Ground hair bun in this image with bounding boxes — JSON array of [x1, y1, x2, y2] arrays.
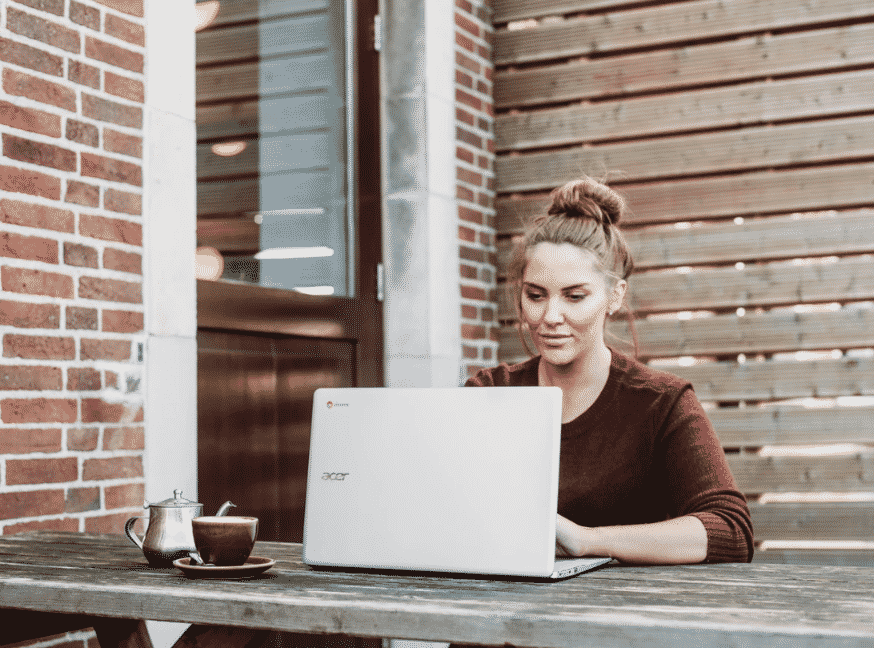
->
[[547, 177, 625, 226]]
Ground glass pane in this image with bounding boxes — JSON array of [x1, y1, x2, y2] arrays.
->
[[196, 0, 353, 296]]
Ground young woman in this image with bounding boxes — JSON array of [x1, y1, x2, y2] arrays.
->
[[468, 177, 753, 564]]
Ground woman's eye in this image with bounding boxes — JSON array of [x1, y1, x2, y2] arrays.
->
[[524, 291, 544, 301], [567, 293, 587, 302]]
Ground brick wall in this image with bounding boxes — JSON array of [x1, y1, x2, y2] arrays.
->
[[455, 0, 497, 379], [0, 0, 146, 548]]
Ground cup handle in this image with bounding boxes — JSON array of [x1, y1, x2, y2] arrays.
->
[[124, 516, 146, 549]]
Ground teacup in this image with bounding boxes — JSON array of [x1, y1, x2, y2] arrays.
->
[[192, 516, 259, 566]]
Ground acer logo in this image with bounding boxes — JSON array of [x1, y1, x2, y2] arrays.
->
[[322, 472, 349, 481], [327, 401, 349, 408]]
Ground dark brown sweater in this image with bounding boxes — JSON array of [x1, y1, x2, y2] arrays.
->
[[466, 351, 754, 563]]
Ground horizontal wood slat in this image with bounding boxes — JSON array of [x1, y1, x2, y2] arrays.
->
[[197, 217, 259, 252], [495, 115, 874, 192], [727, 454, 874, 494], [495, 163, 874, 226], [197, 135, 331, 180], [495, 23, 874, 108], [197, 95, 331, 141], [197, 55, 332, 103], [709, 407, 874, 447], [197, 101, 258, 140], [495, 71, 874, 152], [198, 179, 258, 216], [753, 549, 874, 567], [749, 501, 874, 541], [207, 0, 329, 28], [197, 14, 330, 66], [198, 62, 258, 103], [497, 307, 874, 361], [494, 0, 637, 24], [669, 356, 874, 402], [496, 254, 874, 316], [494, 0, 874, 65], [197, 139, 257, 179]]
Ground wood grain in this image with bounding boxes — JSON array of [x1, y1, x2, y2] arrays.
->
[[495, 115, 874, 191], [206, 0, 329, 28], [1, 532, 873, 648], [196, 14, 330, 66], [495, 163, 874, 225], [750, 501, 874, 541], [727, 453, 874, 493], [495, 23, 874, 107], [494, 0, 639, 23], [494, 0, 874, 65], [198, 179, 258, 217], [495, 71, 874, 151], [197, 217, 259, 252], [708, 406, 874, 447]]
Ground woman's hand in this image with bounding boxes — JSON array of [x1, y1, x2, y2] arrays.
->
[[555, 513, 708, 564]]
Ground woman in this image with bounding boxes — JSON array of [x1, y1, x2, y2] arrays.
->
[[468, 177, 753, 564]]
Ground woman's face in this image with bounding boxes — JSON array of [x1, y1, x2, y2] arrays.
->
[[520, 242, 624, 368]]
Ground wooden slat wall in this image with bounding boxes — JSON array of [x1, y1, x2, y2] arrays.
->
[[492, 0, 874, 565]]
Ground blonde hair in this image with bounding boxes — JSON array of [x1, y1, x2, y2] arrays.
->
[[508, 176, 637, 355]]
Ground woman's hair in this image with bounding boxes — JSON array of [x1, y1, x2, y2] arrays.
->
[[507, 176, 637, 355]]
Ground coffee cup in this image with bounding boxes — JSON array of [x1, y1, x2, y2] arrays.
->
[[192, 516, 258, 566]]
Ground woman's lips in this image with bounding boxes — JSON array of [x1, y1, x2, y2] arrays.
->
[[538, 333, 572, 345]]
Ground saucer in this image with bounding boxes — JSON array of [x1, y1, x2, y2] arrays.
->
[[173, 556, 275, 579]]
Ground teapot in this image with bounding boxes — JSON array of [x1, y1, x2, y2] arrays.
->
[[124, 490, 236, 566]]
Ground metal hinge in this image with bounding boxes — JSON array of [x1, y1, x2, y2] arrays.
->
[[372, 14, 383, 52], [376, 263, 384, 302]]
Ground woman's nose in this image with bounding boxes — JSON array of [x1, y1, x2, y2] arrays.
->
[[543, 297, 564, 323]]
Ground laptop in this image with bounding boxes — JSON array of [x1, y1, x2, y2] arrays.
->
[[302, 387, 612, 580]]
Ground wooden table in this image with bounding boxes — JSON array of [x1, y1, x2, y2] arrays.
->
[[1, 532, 873, 648]]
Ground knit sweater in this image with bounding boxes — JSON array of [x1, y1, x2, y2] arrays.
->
[[466, 351, 754, 563]]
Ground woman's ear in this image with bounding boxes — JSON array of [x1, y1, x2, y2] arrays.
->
[[609, 280, 628, 314]]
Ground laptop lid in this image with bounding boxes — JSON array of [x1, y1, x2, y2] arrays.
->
[[302, 386, 569, 577]]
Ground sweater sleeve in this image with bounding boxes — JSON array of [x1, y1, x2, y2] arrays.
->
[[659, 387, 755, 563]]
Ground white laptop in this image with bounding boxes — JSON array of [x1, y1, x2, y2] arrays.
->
[[302, 387, 612, 580]]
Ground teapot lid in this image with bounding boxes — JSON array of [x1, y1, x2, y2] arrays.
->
[[149, 489, 201, 508]]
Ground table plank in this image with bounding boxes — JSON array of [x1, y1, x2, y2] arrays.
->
[[1, 533, 873, 647]]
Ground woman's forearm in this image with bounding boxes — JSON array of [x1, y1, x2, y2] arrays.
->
[[556, 514, 708, 565]]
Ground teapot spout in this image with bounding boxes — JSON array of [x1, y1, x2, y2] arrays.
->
[[215, 501, 236, 516]]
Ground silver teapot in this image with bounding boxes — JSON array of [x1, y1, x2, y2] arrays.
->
[[124, 490, 235, 566]]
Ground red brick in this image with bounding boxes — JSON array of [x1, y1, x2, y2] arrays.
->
[[461, 304, 478, 318], [104, 425, 144, 451], [104, 187, 141, 215], [103, 129, 142, 158], [7, 6, 81, 53], [81, 152, 142, 186], [0, 364, 63, 390], [65, 180, 100, 207], [455, 12, 481, 37], [4, 334, 75, 360], [455, 31, 475, 53], [81, 398, 143, 424], [0, 300, 60, 329], [2, 267, 73, 298], [102, 309, 143, 333], [105, 13, 145, 46], [456, 69, 473, 89], [104, 71, 144, 103], [1, 199, 72, 234], [6, 517, 79, 535], [481, 306, 495, 321], [0, 36, 63, 76], [460, 263, 478, 280], [462, 324, 486, 339], [80, 338, 130, 361], [13, 0, 65, 16], [70, 1, 101, 31], [105, 481, 144, 509], [459, 225, 476, 243], [0, 99, 61, 137], [82, 93, 142, 128], [85, 511, 137, 534], [66, 486, 100, 513], [461, 284, 487, 300], [457, 125, 482, 148], [459, 206, 483, 225], [3, 133, 76, 172], [477, 155, 490, 170], [79, 213, 142, 245], [68, 60, 101, 89], [68, 367, 101, 390], [456, 0, 473, 10], [478, 44, 490, 60], [456, 51, 480, 74], [457, 167, 483, 186], [477, 191, 492, 208], [66, 305, 98, 330], [460, 246, 485, 263], [456, 146, 475, 164], [103, 247, 141, 274], [82, 455, 143, 480], [7, 457, 78, 485], [0, 489, 65, 520], [64, 242, 99, 268], [456, 107, 475, 126], [1, 397, 77, 423], [78, 276, 142, 303], [477, 79, 490, 95], [68, 427, 99, 451], [3, 68, 76, 111], [105, 370, 118, 388], [0, 164, 61, 199], [94, 0, 143, 17], [66, 119, 99, 147], [463, 344, 478, 359], [85, 36, 143, 73]]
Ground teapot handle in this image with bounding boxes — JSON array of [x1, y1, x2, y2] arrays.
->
[[124, 516, 146, 549]]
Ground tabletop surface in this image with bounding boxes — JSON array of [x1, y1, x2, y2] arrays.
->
[[1, 532, 873, 647]]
